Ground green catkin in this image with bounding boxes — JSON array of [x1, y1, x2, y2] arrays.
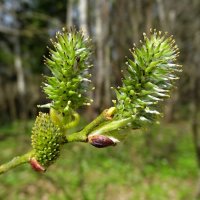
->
[[113, 30, 182, 128], [43, 28, 93, 118], [31, 112, 64, 168]]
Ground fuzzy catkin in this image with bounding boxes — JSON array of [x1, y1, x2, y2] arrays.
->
[[114, 30, 181, 128], [31, 112, 64, 168]]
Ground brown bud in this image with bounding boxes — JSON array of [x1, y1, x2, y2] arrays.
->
[[29, 158, 46, 172], [88, 135, 117, 148]]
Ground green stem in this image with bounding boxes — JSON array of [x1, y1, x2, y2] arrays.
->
[[65, 110, 80, 130], [0, 151, 33, 175], [66, 107, 116, 142], [0, 107, 116, 175], [90, 117, 132, 136]]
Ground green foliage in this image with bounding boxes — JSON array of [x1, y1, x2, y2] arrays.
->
[[31, 112, 64, 168], [43, 28, 93, 119], [113, 30, 182, 128]]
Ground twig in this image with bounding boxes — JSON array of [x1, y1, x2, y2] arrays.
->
[[0, 151, 33, 175], [0, 107, 116, 175], [65, 107, 116, 142]]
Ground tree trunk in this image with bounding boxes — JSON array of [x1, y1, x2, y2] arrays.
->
[[66, 0, 73, 27], [5, 83, 17, 121], [145, 0, 153, 35], [79, 0, 88, 36], [94, 1, 104, 112], [130, 0, 141, 43], [93, 0, 111, 112], [156, 0, 167, 30], [13, 35, 26, 120], [164, 91, 179, 122], [102, 0, 111, 108], [104, 45, 111, 107]]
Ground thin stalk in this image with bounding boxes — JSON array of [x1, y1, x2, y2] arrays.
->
[[66, 107, 116, 142], [65, 110, 80, 130], [89, 117, 132, 136], [0, 151, 33, 175]]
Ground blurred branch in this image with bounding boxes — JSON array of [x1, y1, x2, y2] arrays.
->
[[65, 107, 116, 142], [0, 151, 33, 174]]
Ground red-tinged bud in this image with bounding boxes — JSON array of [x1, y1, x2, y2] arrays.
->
[[88, 134, 118, 148], [29, 158, 46, 172]]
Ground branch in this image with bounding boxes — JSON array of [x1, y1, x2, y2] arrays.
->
[[88, 117, 133, 136], [0, 107, 116, 175], [64, 110, 80, 130], [0, 151, 33, 175], [65, 107, 116, 142]]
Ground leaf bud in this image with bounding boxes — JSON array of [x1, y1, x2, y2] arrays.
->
[[88, 134, 119, 148]]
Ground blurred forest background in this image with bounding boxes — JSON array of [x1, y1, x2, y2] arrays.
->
[[0, 0, 199, 199]]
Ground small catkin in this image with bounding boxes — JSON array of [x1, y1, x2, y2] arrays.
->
[[31, 112, 64, 168]]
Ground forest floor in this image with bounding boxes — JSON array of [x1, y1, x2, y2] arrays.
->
[[0, 120, 198, 200]]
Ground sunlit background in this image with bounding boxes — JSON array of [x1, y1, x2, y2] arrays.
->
[[0, 0, 199, 199]]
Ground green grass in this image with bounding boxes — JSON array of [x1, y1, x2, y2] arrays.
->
[[0, 120, 198, 200]]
